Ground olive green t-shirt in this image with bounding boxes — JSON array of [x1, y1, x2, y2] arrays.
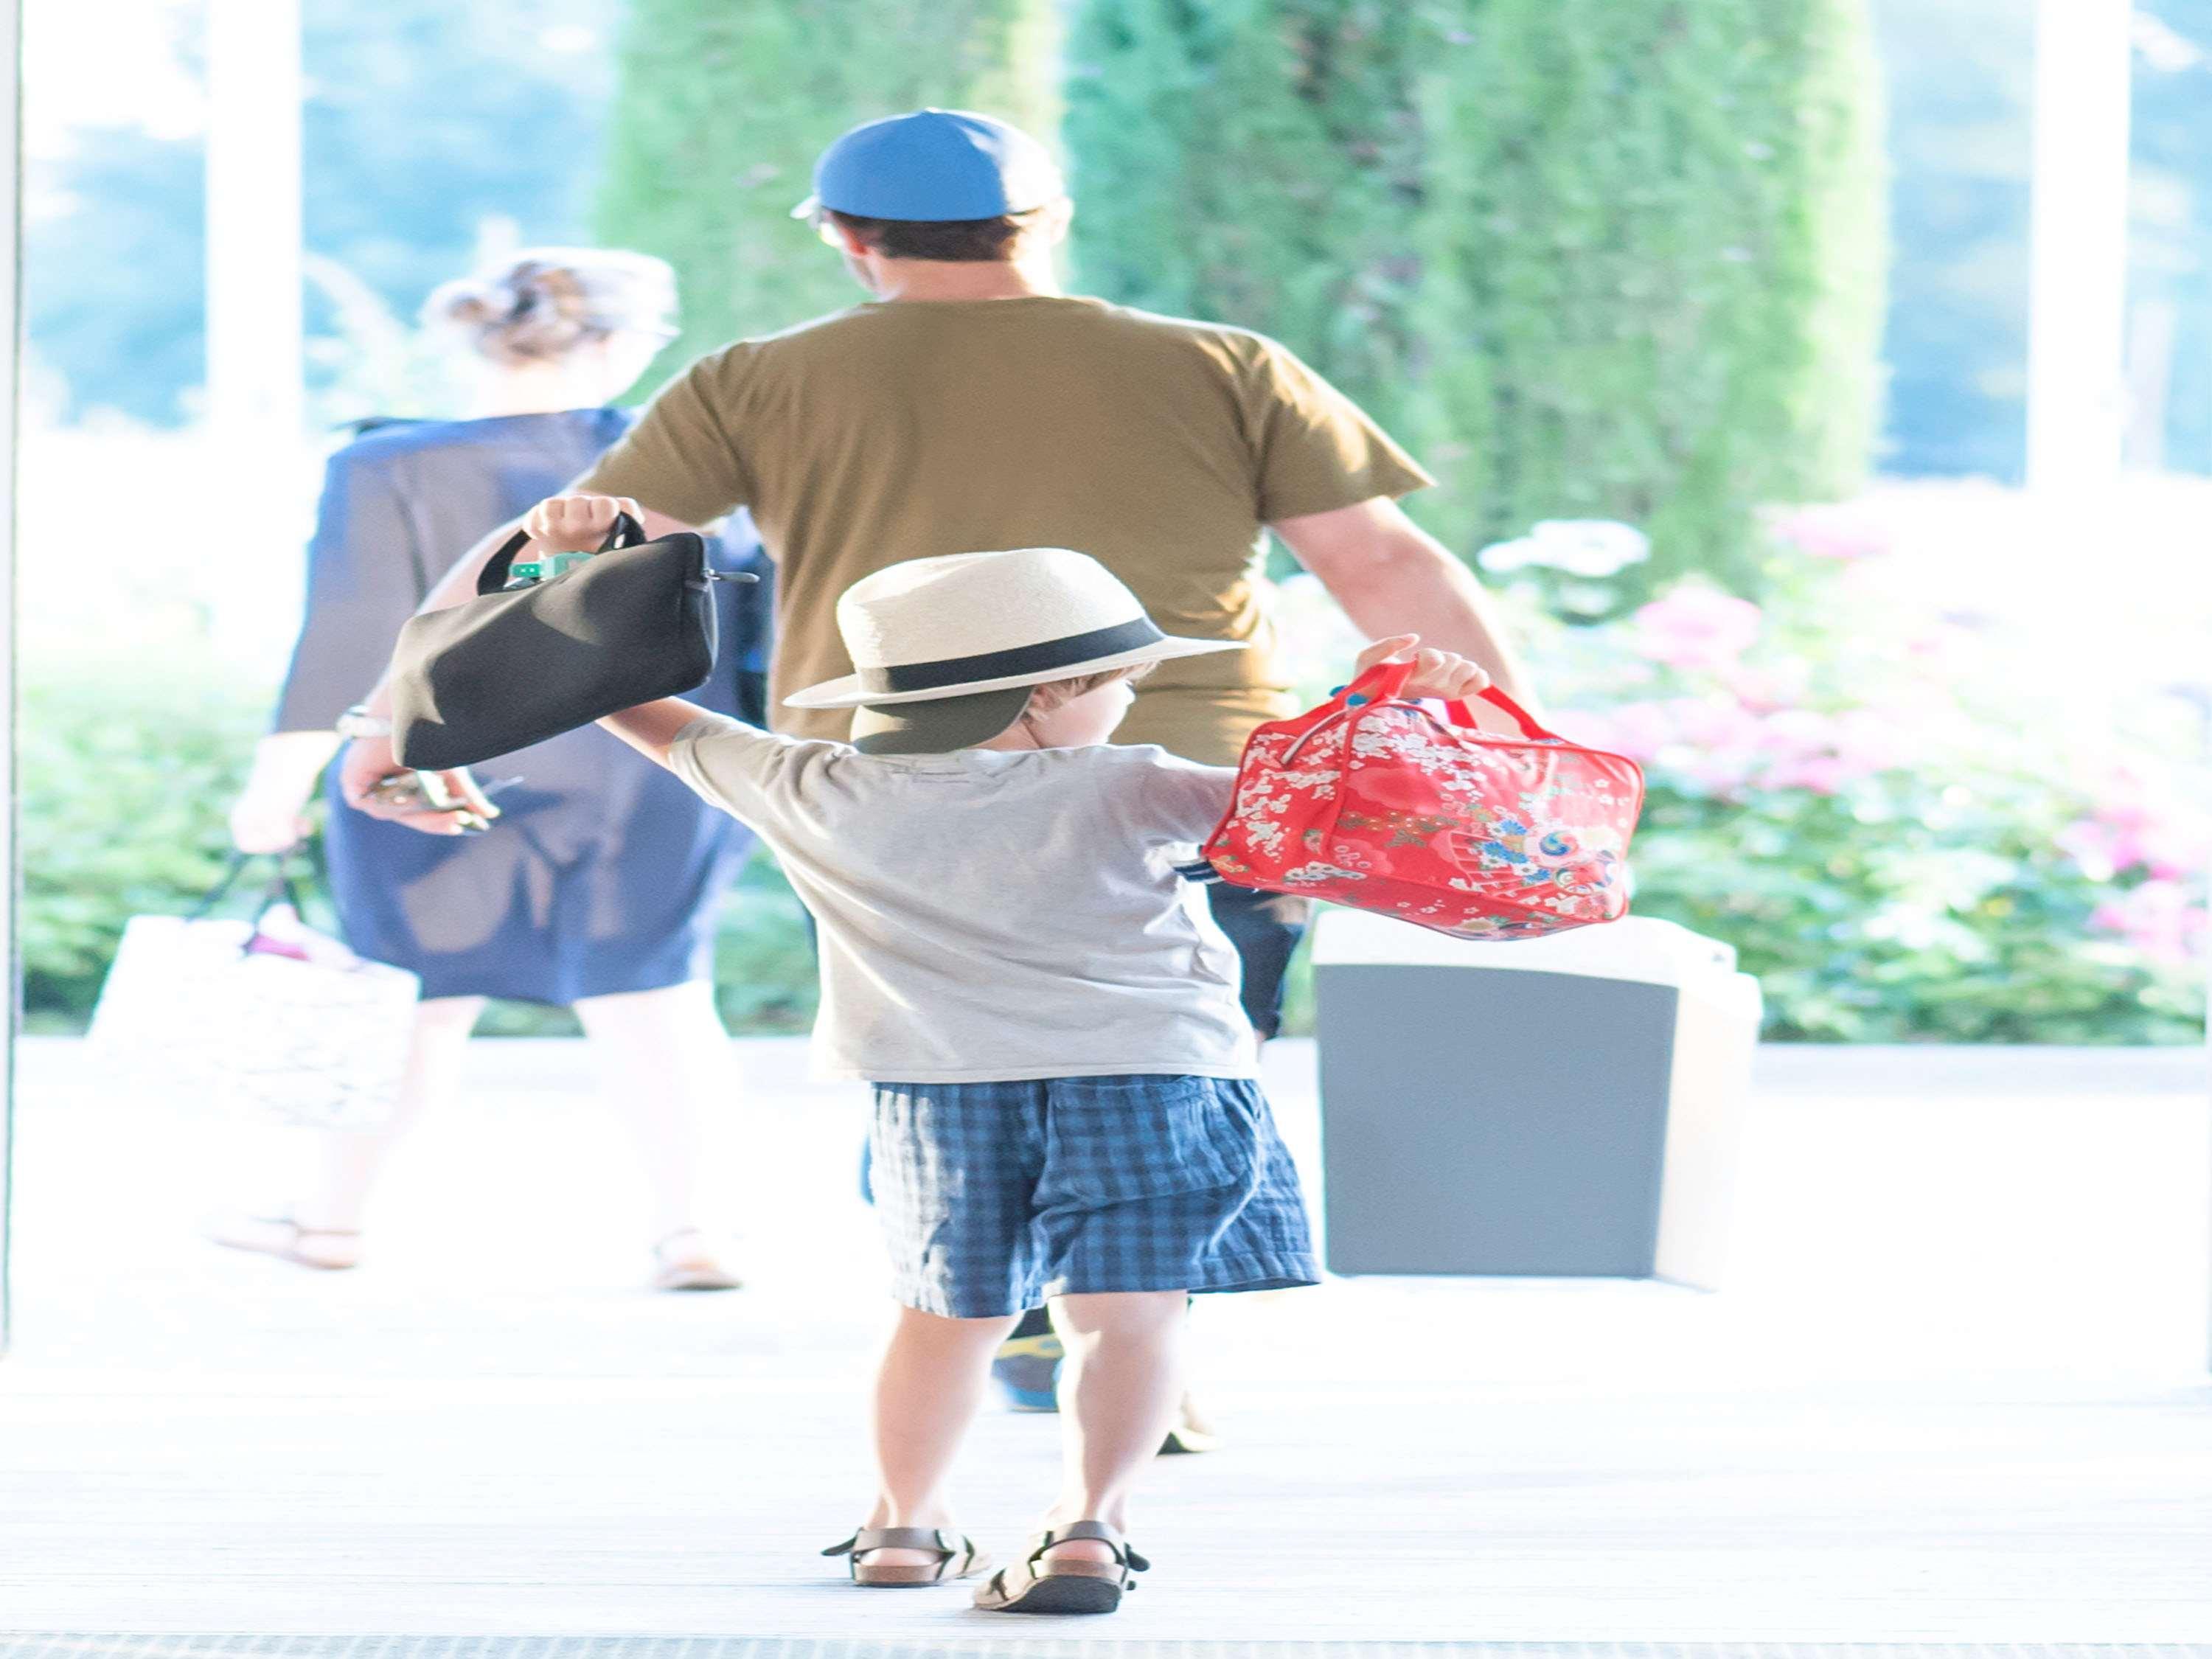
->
[[574, 295, 1432, 765]]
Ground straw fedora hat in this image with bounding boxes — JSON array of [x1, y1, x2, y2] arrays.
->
[[785, 548, 1243, 755]]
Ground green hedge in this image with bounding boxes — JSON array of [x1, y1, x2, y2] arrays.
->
[[1065, 0, 1886, 596], [19, 655, 267, 1028], [593, 0, 1062, 369], [1632, 788, 2203, 1044], [1064, 0, 1429, 448], [1412, 0, 1887, 592]]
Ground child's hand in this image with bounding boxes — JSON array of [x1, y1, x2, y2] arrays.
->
[[1351, 633, 1494, 702], [521, 492, 643, 553]]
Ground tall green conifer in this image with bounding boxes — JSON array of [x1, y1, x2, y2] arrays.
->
[[1412, 0, 1886, 590], [1065, 1, 1427, 443], [1064, 0, 1885, 593]]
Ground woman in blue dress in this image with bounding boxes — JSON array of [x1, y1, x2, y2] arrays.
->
[[220, 250, 769, 1290]]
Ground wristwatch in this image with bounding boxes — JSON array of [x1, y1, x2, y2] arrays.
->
[[336, 703, 394, 740]]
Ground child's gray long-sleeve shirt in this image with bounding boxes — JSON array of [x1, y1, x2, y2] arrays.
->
[[670, 715, 1258, 1084]]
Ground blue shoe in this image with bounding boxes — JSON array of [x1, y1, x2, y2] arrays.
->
[[991, 1331, 1064, 1412]]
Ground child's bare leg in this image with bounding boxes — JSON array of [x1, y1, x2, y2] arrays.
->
[[1041, 1290, 1189, 1562], [859, 1304, 1020, 1566]]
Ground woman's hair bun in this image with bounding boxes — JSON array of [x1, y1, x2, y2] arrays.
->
[[422, 248, 678, 366], [428, 279, 511, 331]]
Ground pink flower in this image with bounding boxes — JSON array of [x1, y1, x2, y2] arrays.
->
[[2090, 880, 2208, 967], [1555, 700, 1674, 765], [1772, 501, 1894, 563], [2097, 800, 2157, 834], [1669, 695, 1767, 752], [1630, 588, 1763, 673], [1826, 708, 1908, 778], [2082, 773, 2212, 881], [1653, 698, 1766, 796], [1762, 755, 1852, 796], [2141, 826, 2211, 883], [1754, 707, 1837, 755], [1721, 661, 1810, 711], [1564, 689, 1917, 801], [1741, 709, 1863, 794], [2058, 820, 2123, 882]]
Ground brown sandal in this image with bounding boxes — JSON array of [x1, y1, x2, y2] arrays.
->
[[972, 1520, 1149, 1615], [821, 1526, 990, 1587]]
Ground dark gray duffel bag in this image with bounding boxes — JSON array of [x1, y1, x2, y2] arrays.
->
[[390, 512, 758, 771]]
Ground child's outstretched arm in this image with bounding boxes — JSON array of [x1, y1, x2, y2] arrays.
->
[[599, 700, 716, 769], [525, 489, 763, 771]]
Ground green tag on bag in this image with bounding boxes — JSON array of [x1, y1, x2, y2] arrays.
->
[[507, 550, 594, 585]]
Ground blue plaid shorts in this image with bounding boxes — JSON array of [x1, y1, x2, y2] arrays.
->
[[866, 1074, 1321, 1319]]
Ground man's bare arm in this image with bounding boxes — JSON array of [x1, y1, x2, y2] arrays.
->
[[1270, 496, 1539, 714]]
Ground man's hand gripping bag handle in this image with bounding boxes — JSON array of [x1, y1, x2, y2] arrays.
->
[[477, 512, 648, 595], [1281, 658, 1557, 763]]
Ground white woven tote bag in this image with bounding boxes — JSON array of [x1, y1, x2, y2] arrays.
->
[[88, 860, 420, 1131]]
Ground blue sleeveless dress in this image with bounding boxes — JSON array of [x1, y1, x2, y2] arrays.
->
[[274, 408, 770, 1004]]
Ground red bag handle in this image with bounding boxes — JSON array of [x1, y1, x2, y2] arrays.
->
[[1450, 687, 1552, 740], [1342, 658, 1557, 742]]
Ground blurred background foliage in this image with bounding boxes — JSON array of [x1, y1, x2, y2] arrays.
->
[[18, 652, 268, 1029], [17, 634, 824, 1039], [28, 0, 2211, 477], [18, 0, 2211, 1040], [1063, 0, 1429, 480], [21, 507, 2202, 1043], [1530, 535, 2208, 1045], [27, 1, 620, 428]]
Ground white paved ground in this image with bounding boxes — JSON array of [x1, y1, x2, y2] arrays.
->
[[1, 1038, 2208, 1644]]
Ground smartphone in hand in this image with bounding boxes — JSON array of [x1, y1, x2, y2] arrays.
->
[[364, 770, 495, 834]]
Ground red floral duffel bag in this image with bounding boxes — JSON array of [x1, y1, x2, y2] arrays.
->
[[1202, 658, 1646, 940]]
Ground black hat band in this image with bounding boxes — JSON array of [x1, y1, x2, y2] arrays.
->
[[862, 616, 1166, 696]]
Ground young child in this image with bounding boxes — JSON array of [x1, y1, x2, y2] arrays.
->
[[525, 491, 1492, 1615]]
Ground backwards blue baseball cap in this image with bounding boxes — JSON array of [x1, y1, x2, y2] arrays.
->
[[791, 108, 1065, 223]]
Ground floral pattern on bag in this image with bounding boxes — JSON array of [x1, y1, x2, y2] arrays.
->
[[1203, 679, 1645, 941]]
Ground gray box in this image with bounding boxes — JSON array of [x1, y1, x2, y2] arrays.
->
[[1314, 912, 1761, 1289]]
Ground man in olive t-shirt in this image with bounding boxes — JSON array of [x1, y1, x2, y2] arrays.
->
[[570, 293, 1439, 767], [347, 108, 1531, 1041]]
